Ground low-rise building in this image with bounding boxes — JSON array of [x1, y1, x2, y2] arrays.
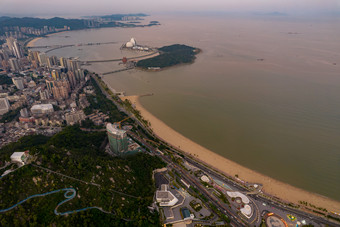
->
[[156, 184, 178, 207], [65, 110, 86, 125], [10, 150, 29, 166], [226, 191, 253, 218], [12, 77, 25, 89], [19, 116, 35, 123], [31, 104, 54, 115], [88, 112, 110, 125], [79, 93, 90, 108]]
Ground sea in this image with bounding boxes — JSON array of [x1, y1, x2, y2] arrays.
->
[[32, 13, 340, 201]]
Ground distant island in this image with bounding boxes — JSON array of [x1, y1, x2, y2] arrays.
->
[[136, 44, 200, 70]]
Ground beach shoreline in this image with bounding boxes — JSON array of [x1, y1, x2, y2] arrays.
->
[[26, 30, 69, 47], [26, 37, 43, 47], [122, 95, 340, 214]]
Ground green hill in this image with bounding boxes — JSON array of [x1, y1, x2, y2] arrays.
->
[[0, 126, 165, 226], [136, 44, 200, 69], [0, 17, 86, 30]]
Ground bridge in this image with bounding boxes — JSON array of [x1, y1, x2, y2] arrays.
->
[[101, 67, 135, 76], [27, 41, 118, 49], [82, 51, 159, 63]]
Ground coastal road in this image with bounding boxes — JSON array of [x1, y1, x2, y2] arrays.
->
[[133, 126, 338, 226], [129, 131, 245, 226]]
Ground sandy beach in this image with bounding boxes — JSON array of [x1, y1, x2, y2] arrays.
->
[[26, 37, 43, 47], [26, 31, 69, 47], [122, 95, 340, 213]]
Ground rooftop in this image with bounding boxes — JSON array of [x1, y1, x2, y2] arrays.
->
[[240, 204, 252, 218], [106, 123, 126, 137], [226, 191, 250, 204], [156, 184, 178, 207], [31, 104, 53, 110]]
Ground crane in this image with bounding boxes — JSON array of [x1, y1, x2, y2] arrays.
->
[[115, 116, 131, 129]]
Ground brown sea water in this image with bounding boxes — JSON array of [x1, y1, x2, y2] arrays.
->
[[34, 14, 340, 201]]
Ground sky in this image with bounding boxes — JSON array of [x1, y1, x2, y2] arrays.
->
[[0, 0, 339, 17]]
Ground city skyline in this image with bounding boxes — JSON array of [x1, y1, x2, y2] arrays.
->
[[0, 0, 339, 17]]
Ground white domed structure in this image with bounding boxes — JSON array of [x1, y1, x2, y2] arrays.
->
[[130, 38, 136, 46], [126, 42, 134, 48]]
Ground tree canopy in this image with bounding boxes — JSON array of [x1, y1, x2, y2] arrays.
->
[[137, 44, 199, 69]]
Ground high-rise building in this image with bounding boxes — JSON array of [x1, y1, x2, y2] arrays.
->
[[38, 52, 48, 66], [67, 59, 80, 72], [58, 82, 69, 99], [76, 69, 85, 81], [51, 69, 60, 80], [46, 79, 54, 93], [39, 89, 50, 100], [0, 98, 10, 115], [6, 37, 15, 55], [13, 41, 24, 59], [106, 123, 128, 155], [31, 60, 39, 69], [47, 56, 58, 68], [0, 49, 9, 61], [51, 86, 61, 99], [59, 57, 67, 68], [9, 58, 20, 72], [12, 77, 25, 90], [28, 50, 40, 62], [46, 79, 70, 99], [6, 38, 24, 59], [67, 71, 77, 88]]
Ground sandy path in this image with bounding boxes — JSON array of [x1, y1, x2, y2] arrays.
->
[[122, 95, 340, 213]]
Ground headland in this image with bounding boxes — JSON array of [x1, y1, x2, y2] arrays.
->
[[136, 44, 200, 70]]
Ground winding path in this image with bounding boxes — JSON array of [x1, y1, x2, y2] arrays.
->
[[0, 187, 112, 216]]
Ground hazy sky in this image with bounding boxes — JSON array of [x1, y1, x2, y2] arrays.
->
[[0, 0, 339, 17]]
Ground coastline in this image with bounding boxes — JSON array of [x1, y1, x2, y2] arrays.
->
[[27, 28, 340, 215], [26, 37, 43, 47], [26, 31, 69, 47], [122, 95, 340, 213]]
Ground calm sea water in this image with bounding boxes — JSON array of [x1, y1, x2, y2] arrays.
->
[[34, 14, 340, 201]]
